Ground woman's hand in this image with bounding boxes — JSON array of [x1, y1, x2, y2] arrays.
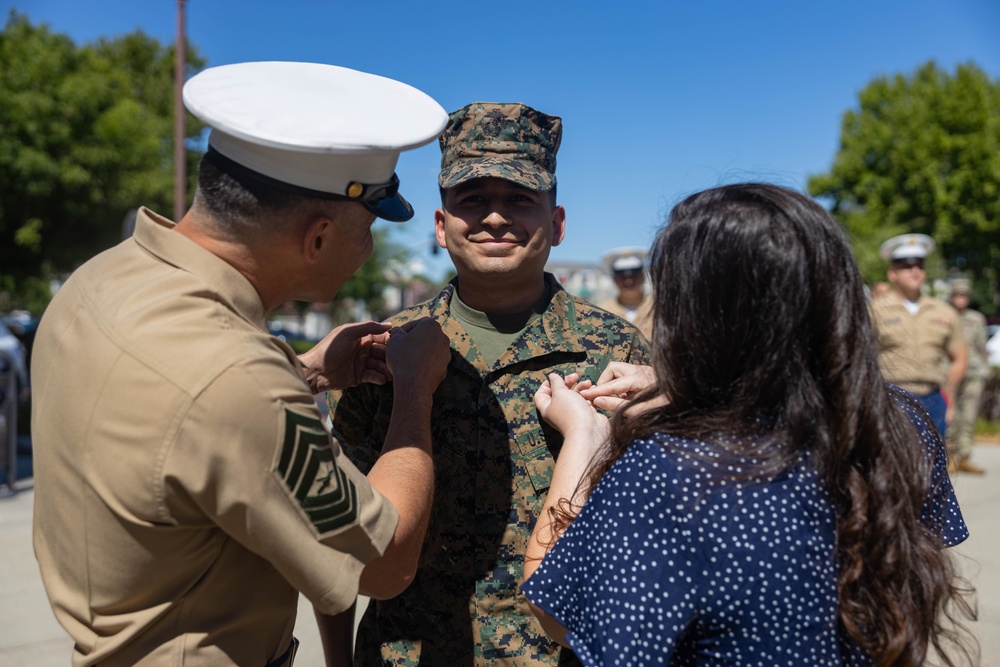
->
[[579, 362, 656, 412], [534, 373, 609, 446]]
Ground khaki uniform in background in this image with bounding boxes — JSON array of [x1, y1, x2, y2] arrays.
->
[[330, 275, 649, 666], [598, 247, 653, 341], [31, 209, 397, 666], [870, 291, 964, 395], [595, 295, 653, 341], [949, 307, 990, 463]]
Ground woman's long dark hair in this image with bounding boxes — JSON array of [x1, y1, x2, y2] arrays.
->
[[580, 183, 975, 666]]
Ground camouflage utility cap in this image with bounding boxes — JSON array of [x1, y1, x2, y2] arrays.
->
[[950, 277, 972, 296], [438, 102, 561, 191]]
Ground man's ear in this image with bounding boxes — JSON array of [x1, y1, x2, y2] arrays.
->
[[550, 205, 567, 247], [434, 209, 448, 250], [302, 215, 332, 264]]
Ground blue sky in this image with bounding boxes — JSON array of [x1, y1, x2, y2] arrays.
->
[[5, 0, 1000, 279]]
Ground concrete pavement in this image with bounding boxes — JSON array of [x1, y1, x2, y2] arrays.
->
[[3, 444, 999, 665]]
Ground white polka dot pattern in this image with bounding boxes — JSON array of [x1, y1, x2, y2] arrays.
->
[[520, 397, 967, 666]]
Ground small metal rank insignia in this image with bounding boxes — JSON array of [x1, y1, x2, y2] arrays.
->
[[277, 408, 359, 535]]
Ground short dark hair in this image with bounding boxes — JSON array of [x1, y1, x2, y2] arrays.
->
[[194, 153, 338, 240]]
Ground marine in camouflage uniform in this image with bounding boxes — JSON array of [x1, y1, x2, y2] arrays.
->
[[947, 279, 989, 473], [331, 276, 647, 665], [327, 102, 650, 666]]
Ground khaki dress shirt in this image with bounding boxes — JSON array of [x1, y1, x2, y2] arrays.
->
[[871, 291, 965, 394], [31, 208, 396, 666], [595, 295, 653, 341]]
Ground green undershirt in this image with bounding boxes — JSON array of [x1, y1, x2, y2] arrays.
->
[[449, 285, 552, 368]]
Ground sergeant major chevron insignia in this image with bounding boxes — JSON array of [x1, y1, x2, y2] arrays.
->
[[276, 408, 359, 535]]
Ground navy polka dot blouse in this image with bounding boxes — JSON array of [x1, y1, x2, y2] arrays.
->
[[520, 399, 967, 666]]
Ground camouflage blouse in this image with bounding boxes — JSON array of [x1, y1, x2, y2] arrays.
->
[[329, 273, 650, 666]]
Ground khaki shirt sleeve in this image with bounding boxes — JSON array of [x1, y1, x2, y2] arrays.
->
[[944, 304, 966, 357], [164, 355, 398, 613]]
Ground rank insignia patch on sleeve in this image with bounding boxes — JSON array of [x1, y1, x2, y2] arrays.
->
[[277, 408, 359, 535]]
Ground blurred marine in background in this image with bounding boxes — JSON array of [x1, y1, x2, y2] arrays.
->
[[597, 247, 652, 341], [870, 233, 967, 444], [947, 278, 988, 474]]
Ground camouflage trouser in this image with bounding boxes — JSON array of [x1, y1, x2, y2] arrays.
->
[[948, 375, 987, 462]]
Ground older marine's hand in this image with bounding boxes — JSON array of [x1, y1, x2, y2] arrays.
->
[[298, 320, 393, 394], [385, 318, 451, 392]]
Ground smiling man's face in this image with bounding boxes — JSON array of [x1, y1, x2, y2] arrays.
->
[[435, 177, 565, 281], [887, 258, 926, 300]]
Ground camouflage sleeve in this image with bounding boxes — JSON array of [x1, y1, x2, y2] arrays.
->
[[327, 384, 386, 475], [974, 314, 989, 355], [945, 306, 966, 355], [326, 305, 430, 477]]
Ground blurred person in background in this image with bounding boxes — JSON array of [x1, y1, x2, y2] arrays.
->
[[870, 233, 967, 440], [947, 278, 988, 474], [870, 280, 891, 299], [597, 247, 652, 340]]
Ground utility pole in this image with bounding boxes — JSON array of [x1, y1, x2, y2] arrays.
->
[[173, 0, 187, 221]]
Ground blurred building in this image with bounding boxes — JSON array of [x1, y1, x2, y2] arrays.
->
[[268, 302, 333, 342], [546, 261, 616, 304]]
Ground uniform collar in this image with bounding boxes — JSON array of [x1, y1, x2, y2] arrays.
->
[[884, 288, 928, 309], [132, 207, 268, 330], [429, 272, 588, 374]]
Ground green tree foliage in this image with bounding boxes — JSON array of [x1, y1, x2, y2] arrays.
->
[[0, 11, 205, 312], [808, 61, 1000, 309], [332, 227, 406, 320]]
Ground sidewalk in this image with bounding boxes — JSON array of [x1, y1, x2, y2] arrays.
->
[[3, 445, 999, 665]]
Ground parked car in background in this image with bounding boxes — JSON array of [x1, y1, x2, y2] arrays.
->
[[267, 321, 320, 354]]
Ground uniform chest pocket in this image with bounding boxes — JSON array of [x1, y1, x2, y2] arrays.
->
[[877, 317, 908, 350], [514, 428, 556, 494], [926, 317, 954, 346]]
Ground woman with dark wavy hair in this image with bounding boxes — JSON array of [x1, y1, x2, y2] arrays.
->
[[520, 183, 976, 666]]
